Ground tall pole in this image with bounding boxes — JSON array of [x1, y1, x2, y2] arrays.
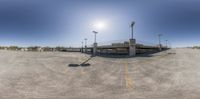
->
[[95, 33, 96, 43], [131, 21, 135, 39], [81, 41, 83, 52], [84, 38, 87, 47], [92, 31, 98, 56], [165, 40, 168, 47], [129, 21, 136, 56], [84, 38, 87, 53], [93, 31, 98, 43]]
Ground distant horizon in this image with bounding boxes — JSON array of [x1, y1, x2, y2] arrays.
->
[[0, 43, 199, 48]]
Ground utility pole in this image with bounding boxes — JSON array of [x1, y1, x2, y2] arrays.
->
[[81, 41, 83, 52], [130, 21, 135, 39], [92, 31, 98, 56], [84, 38, 87, 47], [84, 38, 87, 53], [93, 31, 98, 43]]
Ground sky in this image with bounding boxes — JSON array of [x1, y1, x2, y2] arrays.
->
[[0, 0, 200, 47]]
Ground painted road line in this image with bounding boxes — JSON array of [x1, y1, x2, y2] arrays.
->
[[124, 61, 134, 89]]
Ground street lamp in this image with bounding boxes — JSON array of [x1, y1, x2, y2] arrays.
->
[[165, 40, 168, 47], [84, 38, 87, 47], [92, 31, 98, 43], [92, 31, 98, 56], [84, 38, 87, 53], [130, 21, 135, 39], [81, 41, 83, 52], [81, 42, 83, 48]]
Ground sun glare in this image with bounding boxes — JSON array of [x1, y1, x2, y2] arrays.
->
[[94, 21, 107, 30]]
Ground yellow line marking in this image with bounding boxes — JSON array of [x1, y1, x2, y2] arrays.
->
[[124, 61, 134, 89]]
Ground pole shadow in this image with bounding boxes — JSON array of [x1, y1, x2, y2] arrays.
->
[[68, 56, 93, 67], [68, 64, 80, 67]]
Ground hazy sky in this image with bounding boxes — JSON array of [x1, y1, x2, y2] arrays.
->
[[0, 0, 200, 47]]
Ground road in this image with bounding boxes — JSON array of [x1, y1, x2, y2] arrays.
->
[[0, 48, 200, 99]]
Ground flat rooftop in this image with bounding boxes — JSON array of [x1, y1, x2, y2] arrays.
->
[[0, 48, 199, 99]]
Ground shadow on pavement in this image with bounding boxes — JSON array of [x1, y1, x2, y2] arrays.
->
[[68, 56, 93, 67], [68, 64, 80, 67], [80, 63, 90, 67]]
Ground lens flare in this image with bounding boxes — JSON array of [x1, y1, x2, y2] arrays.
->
[[94, 21, 107, 30]]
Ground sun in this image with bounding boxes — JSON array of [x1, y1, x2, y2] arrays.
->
[[94, 21, 107, 30]]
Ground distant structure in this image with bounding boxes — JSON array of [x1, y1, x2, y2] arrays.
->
[[93, 31, 98, 56], [84, 38, 87, 53], [79, 21, 168, 56], [158, 34, 162, 51], [21, 48, 28, 51], [91, 21, 137, 56], [81, 42, 83, 53]]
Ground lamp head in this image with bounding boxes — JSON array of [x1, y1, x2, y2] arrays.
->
[[93, 31, 98, 34]]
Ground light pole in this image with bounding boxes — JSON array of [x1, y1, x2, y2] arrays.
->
[[84, 38, 87, 47], [93, 31, 98, 43], [81, 41, 83, 52], [129, 21, 136, 56], [84, 38, 87, 53], [130, 21, 135, 39], [92, 31, 98, 56], [165, 40, 168, 48]]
